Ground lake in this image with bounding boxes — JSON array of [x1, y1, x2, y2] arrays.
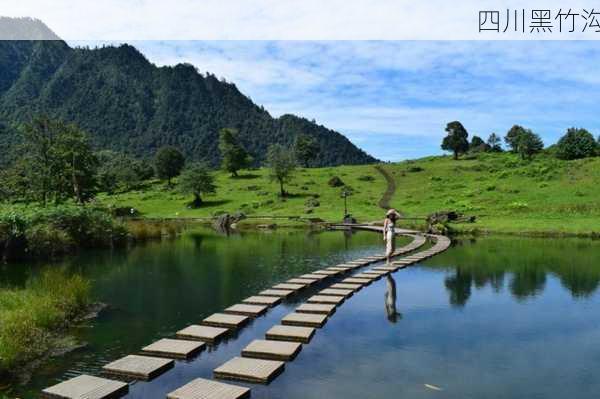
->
[[2, 228, 600, 398]]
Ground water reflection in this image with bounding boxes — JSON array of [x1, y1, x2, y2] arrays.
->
[[428, 237, 600, 307], [384, 275, 402, 322]]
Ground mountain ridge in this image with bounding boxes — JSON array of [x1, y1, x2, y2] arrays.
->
[[0, 31, 377, 167]]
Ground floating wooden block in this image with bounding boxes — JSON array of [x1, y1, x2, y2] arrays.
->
[[296, 303, 336, 315], [141, 338, 205, 359], [281, 312, 327, 328], [176, 325, 228, 343], [374, 265, 399, 271], [326, 266, 352, 272], [342, 277, 371, 285], [319, 288, 353, 297], [354, 273, 381, 280], [287, 278, 318, 285], [202, 313, 249, 329], [265, 325, 315, 343], [167, 377, 250, 399], [243, 296, 281, 307], [312, 270, 339, 276], [272, 283, 305, 291], [299, 273, 329, 280], [224, 304, 268, 317], [214, 357, 284, 384], [259, 289, 294, 297], [41, 375, 128, 399], [103, 354, 174, 380], [307, 295, 345, 305], [242, 339, 302, 361], [330, 283, 362, 291], [362, 270, 388, 276]]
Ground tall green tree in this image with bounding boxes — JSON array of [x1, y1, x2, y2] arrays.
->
[[178, 163, 216, 208], [487, 133, 503, 152], [154, 146, 185, 186], [293, 134, 320, 167], [266, 144, 296, 197], [469, 135, 488, 152], [555, 128, 598, 160], [218, 128, 252, 177], [515, 130, 544, 160], [504, 125, 527, 152], [16, 116, 98, 204], [441, 121, 469, 159]]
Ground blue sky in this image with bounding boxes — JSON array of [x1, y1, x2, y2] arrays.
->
[[79, 40, 600, 161]]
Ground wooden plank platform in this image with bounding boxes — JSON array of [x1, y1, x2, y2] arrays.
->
[[330, 283, 362, 291], [214, 357, 284, 384], [342, 277, 371, 285], [353, 273, 381, 280], [265, 325, 315, 343], [41, 375, 129, 399], [102, 354, 174, 380], [362, 270, 389, 276], [326, 266, 353, 272], [259, 289, 294, 297], [202, 313, 249, 329], [319, 288, 353, 297], [272, 283, 305, 291], [243, 295, 281, 307], [373, 266, 398, 272], [167, 378, 250, 399], [287, 278, 318, 285], [176, 325, 228, 343], [307, 295, 345, 305], [312, 270, 340, 276], [299, 273, 329, 281], [242, 339, 302, 361], [281, 312, 327, 328], [296, 303, 336, 315], [141, 338, 205, 359], [224, 304, 268, 317]]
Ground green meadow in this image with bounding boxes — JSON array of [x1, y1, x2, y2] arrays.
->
[[98, 152, 600, 236]]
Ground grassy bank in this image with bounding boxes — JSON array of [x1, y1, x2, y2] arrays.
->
[[0, 269, 91, 379], [385, 153, 600, 236], [97, 153, 599, 236], [99, 164, 386, 222]]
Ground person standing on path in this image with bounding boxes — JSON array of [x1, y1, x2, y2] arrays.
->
[[383, 208, 401, 264]]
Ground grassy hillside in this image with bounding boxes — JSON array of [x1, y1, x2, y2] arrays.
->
[[99, 165, 387, 223], [385, 152, 600, 235]]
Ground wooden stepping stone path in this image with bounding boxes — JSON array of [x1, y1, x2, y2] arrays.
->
[[259, 288, 294, 297], [41, 375, 128, 399], [142, 338, 205, 359], [272, 283, 305, 291], [243, 295, 281, 306], [224, 304, 268, 317], [362, 270, 389, 276], [296, 303, 336, 315], [102, 354, 173, 380], [266, 325, 315, 343], [299, 273, 329, 281], [327, 266, 353, 272], [242, 339, 302, 361], [287, 278, 318, 285], [177, 325, 228, 343], [214, 356, 284, 384], [202, 313, 249, 329], [312, 270, 339, 276], [330, 283, 362, 291], [373, 266, 398, 272], [343, 277, 371, 285], [307, 295, 345, 305], [281, 312, 328, 328], [320, 288, 353, 297], [353, 273, 381, 281], [167, 378, 250, 399]]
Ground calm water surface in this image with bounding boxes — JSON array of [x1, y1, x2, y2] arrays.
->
[[2, 229, 600, 398]]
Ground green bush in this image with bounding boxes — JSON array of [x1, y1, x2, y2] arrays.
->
[[556, 128, 598, 160]]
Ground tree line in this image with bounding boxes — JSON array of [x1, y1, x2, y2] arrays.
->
[[441, 121, 600, 161], [0, 116, 322, 207]]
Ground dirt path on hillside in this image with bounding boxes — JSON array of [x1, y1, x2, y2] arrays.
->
[[374, 165, 396, 210]]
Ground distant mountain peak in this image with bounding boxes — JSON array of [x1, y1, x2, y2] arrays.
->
[[0, 17, 61, 40]]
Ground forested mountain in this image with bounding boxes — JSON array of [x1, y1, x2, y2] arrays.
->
[[0, 38, 377, 167]]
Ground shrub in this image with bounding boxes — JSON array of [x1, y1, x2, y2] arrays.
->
[[357, 175, 375, 182], [556, 128, 598, 160], [407, 166, 424, 172], [305, 198, 320, 208], [328, 176, 344, 187]]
